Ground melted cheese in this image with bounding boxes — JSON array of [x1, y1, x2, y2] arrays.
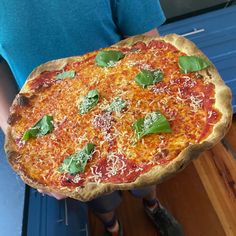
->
[[10, 39, 221, 187]]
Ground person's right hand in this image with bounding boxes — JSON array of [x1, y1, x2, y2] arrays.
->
[[37, 189, 67, 200]]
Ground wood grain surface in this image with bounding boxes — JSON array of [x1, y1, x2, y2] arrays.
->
[[194, 117, 236, 236]]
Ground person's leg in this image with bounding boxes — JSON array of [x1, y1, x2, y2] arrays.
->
[[131, 185, 184, 236], [131, 185, 161, 213], [94, 211, 120, 233], [87, 191, 123, 235], [131, 185, 160, 211]]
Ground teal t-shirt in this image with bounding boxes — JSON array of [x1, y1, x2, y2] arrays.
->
[[0, 0, 165, 88]]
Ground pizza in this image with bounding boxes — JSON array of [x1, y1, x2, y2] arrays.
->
[[5, 34, 232, 201]]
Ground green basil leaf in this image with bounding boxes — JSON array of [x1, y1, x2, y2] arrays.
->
[[178, 56, 211, 73], [135, 69, 163, 88], [37, 115, 54, 135], [23, 115, 54, 140], [58, 143, 95, 175], [79, 89, 99, 114], [132, 118, 145, 140], [83, 143, 95, 155], [107, 97, 127, 113], [59, 158, 85, 175], [56, 70, 75, 80], [87, 89, 99, 98], [142, 112, 172, 136], [22, 127, 39, 140], [69, 161, 85, 175], [95, 50, 125, 67], [132, 111, 171, 140]]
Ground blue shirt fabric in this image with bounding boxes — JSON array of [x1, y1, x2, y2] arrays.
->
[[0, 0, 165, 88]]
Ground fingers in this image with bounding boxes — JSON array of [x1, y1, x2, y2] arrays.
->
[[51, 193, 67, 200], [37, 189, 67, 200]]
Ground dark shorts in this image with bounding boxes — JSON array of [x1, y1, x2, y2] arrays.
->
[[87, 185, 156, 214]]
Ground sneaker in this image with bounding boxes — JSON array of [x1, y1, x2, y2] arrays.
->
[[103, 221, 123, 236], [144, 202, 185, 236]]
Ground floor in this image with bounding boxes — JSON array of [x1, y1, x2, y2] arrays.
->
[[89, 118, 236, 236]]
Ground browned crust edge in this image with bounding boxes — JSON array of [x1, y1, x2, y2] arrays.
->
[[5, 34, 232, 201]]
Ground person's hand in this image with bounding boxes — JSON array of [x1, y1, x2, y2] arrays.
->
[[37, 189, 67, 200]]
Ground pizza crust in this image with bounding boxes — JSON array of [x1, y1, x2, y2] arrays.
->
[[5, 34, 232, 201]]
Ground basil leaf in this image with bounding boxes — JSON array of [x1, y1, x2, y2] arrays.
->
[[87, 89, 99, 98], [59, 143, 95, 175], [56, 70, 75, 80], [135, 69, 163, 88], [95, 50, 125, 67], [142, 112, 172, 136], [83, 143, 95, 155], [22, 127, 39, 140], [23, 115, 54, 140], [107, 97, 127, 113], [79, 89, 99, 114], [132, 111, 171, 139], [178, 56, 211, 73], [132, 118, 145, 140], [37, 115, 54, 135], [59, 158, 84, 175]]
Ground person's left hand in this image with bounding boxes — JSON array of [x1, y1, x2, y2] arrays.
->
[[37, 189, 67, 200]]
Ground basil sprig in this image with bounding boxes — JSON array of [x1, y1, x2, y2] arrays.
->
[[58, 143, 95, 175], [135, 69, 163, 88], [106, 97, 127, 113], [132, 111, 171, 139], [178, 56, 211, 74], [79, 90, 99, 114], [23, 115, 54, 141], [95, 50, 125, 67], [56, 70, 75, 80]]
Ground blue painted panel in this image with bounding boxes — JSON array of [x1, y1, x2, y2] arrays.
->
[[159, 6, 236, 36], [27, 188, 89, 236], [159, 5, 236, 112], [0, 130, 25, 236]]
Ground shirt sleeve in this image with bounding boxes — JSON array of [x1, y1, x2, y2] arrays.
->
[[111, 0, 166, 36]]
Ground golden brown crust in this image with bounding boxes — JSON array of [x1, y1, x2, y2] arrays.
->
[[112, 34, 232, 190], [5, 34, 232, 201]]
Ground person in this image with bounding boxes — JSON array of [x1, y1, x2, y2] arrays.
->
[[0, 1, 184, 235]]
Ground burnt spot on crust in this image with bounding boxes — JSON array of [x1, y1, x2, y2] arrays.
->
[[17, 95, 30, 106], [6, 150, 21, 163], [7, 113, 22, 125], [178, 163, 185, 172], [196, 73, 204, 80], [206, 69, 213, 79]]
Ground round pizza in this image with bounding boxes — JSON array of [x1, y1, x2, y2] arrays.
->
[[5, 34, 232, 201]]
